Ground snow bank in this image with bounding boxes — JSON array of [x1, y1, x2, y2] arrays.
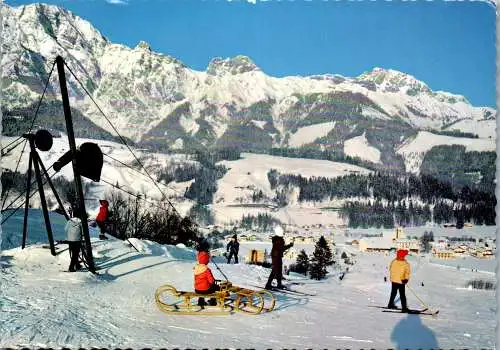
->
[[126, 238, 196, 261]]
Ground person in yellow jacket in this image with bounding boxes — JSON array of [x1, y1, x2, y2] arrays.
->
[[387, 249, 410, 312]]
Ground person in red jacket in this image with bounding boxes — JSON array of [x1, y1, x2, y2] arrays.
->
[[194, 251, 219, 307], [96, 199, 109, 240]]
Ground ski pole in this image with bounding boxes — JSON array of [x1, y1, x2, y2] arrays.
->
[[210, 256, 230, 281], [407, 284, 431, 310]]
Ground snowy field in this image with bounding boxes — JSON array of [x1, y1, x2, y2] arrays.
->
[[0, 210, 496, 348], [428, 257, 495, 274], [343, 132, 382, 164], [398, 131, 495, 155], [288, 121, 336, 148], [215, 152, 371, 204], [396, 131, 495, 173]]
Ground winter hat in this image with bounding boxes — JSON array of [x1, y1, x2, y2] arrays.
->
[[274, 225, 284, 237], [232, 234, 237, 239], [197, 251, 210, 265], [396, 249, 409, 260]]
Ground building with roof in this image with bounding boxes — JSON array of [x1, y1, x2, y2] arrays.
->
[[359, 236, 394, 252], [358, 227, 420, 253], [395, 239, 420, 253]]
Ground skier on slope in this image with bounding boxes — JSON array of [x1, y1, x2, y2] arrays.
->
[[387, 249, 410, 312], [265, 226, 294, 290], [226, 234, 239, 264], [194, 251, 219, 307], [65, 212, 83, 272], [96, 199, 109, 240]]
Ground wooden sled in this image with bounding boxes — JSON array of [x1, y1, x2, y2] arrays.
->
[[155, 281, 275, 315]]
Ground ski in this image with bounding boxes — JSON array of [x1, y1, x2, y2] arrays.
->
[[275, 286, 317, 296], [368, 305, 428, 312], [271, 287, 316, 296], [61, 269, 101, 275], [382, 309, 439, 316], [249, 284, 316, 296], [284, 281, 306, 285], [283, 280, 324, 286]]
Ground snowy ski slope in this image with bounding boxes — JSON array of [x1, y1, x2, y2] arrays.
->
[[0, 209, 496, 348]]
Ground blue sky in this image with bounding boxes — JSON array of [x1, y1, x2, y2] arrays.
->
[[6, 0, 496, 107]]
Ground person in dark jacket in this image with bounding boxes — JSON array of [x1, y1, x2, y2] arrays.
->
[[96, 199, 109, 240], [226, 235, 239, 264], [65, 215, 83, 272], [265, 226, 293, 290]]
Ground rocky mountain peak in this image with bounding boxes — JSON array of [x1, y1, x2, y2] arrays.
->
[[206, 55, 261, 76], [357, 67, 431, 95], [135, 40, 152, 51]]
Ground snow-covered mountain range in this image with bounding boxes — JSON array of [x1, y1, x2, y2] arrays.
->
[[2, 2, 496, 170]]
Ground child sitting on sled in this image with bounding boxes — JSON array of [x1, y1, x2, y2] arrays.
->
[[194, 251, 219, 307]]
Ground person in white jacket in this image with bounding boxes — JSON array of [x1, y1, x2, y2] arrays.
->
[[65, 216, 83, 272]]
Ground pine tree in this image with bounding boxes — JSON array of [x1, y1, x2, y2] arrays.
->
[[294, 249, 309, 275], [309, 236, 334, 280], [318, 235, 334, 265]]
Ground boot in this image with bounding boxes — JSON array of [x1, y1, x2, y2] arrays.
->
[[387, 303, 398, 309], [208, 298, 217, 306], [99, 234, 107, 240], [197, 297, 206, 307]]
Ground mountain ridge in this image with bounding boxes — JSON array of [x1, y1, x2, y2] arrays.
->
[[2, 2, 495, 171]]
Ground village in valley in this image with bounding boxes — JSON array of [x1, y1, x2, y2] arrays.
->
[[210, 223, 496, 268]]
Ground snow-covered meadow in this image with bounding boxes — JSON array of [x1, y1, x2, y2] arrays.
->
[[396, 131, 495, 174], [0, 209, 496, 348]]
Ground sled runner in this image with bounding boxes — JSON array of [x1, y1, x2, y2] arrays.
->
[[155, 280, 275, 315]]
